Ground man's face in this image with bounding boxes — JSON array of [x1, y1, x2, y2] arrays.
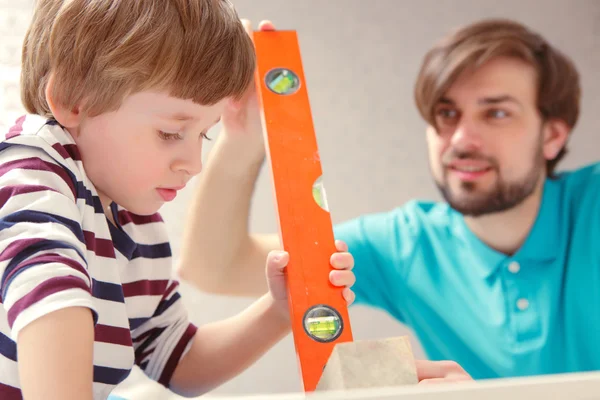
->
[[426, 56, 549, 217]]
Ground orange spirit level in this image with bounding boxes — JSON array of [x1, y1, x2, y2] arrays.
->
[[252, 30, 354, 392]]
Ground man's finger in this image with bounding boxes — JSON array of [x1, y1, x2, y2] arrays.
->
[[415, 360, 467, 381]]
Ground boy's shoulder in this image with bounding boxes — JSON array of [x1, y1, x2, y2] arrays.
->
[[2, 114, 81, 166]]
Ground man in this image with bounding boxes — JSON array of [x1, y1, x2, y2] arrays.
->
[[178, 18, 598, 381]]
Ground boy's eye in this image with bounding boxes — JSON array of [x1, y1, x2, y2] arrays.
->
[[488, 109, 509, 119], [201, 131, 212, 141], [437, 108, 458, 119], [158, 131, 183, 141]]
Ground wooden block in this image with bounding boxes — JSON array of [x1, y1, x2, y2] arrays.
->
[[315, 336, 419, 391]]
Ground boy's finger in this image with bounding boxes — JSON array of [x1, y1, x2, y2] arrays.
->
[[334, 239, 348, 252], [258, 20, 275, 31], [330, 252, 354, 270]]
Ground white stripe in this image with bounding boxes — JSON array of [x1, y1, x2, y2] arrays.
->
[[10, 288, 97, 341], [124, 294, 164, 319], [0, 354, 20, 387], [93, 342, 135, 370], [4, 262, 91, 309], [93, 298, 134, 329], [119, 256, 173, 284], [121, 220, 169, 245]]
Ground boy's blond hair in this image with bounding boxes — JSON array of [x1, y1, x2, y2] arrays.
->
[[21, 0, 255, 118]]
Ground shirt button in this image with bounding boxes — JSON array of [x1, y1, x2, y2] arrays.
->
[[517, 298, 529, 311], [508, 261, 521, 274]]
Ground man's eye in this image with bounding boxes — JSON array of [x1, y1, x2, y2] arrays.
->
[[158, 131, 183, 141]]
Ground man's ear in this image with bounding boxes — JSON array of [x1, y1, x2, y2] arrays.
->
[[45, 73, 83, 129], [542, 118, 570, 161]]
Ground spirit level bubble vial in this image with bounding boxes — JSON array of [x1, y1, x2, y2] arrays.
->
[[252, 30, 354, 392]]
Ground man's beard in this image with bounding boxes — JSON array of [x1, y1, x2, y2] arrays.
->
[[434, 145, 544, 217]]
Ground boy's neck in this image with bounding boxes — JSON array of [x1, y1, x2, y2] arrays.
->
[[463, 179, 545, 256], [98, 191, 116, 225]]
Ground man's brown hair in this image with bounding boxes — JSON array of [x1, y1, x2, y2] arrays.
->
[[21, 0, 255, 118], [414, 18, 581, 176]]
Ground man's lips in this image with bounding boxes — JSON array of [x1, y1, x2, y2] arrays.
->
[[446, 161, 493, 181]]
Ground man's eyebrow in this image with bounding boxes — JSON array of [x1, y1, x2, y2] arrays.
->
[[477, 95, 523, 107], [437, 95, 523, 108]]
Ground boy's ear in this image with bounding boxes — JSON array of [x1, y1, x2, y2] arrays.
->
[[45, 73, 83, 129]]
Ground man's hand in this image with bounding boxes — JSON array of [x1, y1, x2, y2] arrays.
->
[[266, 240, 356, 321], [416, 359, 473, 384]]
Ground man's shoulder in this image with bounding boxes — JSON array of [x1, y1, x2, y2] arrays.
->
[[554, 161, 600, 186], [336, 199, 455, 234], [333, 199, 457, 259]]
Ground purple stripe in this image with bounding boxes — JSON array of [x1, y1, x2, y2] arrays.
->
[[128, 317, 148, 330], [0, 157, 76, 198], [0, 382, 21, 399], [83, 230, 116, 259], [118, 210, 163, 226], [5, 115, 25, 140], [0, 184, 59, 208], [0, 238, 44, 262], [95, 324, 133, 347], [51, 143, 82, 161], [122, 280, 169, 298], [1, 210, 85, 243], [7, 275, 91, 327], [131, 243, 171, 260], [92, 279, 125, 303], [135, 348, 153, 365], [132, 326, 166, 345], [3, 253, 88, 292], [93, 365, 131, 385], [159, 324, 198, 387], [0, 331, 17, 361]]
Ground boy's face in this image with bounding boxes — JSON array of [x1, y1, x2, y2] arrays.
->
[[74, 91, 227, 215], [425, 56, 553, 217]]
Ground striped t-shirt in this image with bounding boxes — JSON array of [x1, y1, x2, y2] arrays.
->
[[0, 115, 198, 399]]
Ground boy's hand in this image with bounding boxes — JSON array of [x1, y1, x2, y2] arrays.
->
[[266, 240, 356, 321], [221, 19, 276, 138]]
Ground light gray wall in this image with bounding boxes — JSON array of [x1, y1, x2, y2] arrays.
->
[[1, 0, 598, 397]]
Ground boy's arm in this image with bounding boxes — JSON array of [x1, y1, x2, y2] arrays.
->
[[17, 307, 94, 400], [178, 133, 280, 297], [0, 144, 97, 398], [170, 293, 289, 397]]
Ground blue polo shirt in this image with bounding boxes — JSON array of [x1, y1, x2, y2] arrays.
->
[[334, 162, 600, 380]]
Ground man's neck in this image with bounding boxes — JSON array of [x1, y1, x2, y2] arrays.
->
[[463, 180, 545, 256]]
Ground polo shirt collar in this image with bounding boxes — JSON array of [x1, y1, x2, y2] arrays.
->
[[452, 177, 561, 279]]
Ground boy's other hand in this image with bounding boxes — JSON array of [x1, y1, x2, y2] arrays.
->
[[266, 240, 356, 321], [221, 19, 275, 138]]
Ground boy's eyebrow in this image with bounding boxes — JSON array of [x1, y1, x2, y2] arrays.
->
[[162, 112, 195, 121], [160, 115, 222, 124]]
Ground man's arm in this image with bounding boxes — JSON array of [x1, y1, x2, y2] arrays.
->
[[178, 133, 280, 297], [18, 308, 94, 400], [169, 293, 289, 397]]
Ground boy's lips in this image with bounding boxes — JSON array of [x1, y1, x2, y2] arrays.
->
[[156, 185, 185, 201]]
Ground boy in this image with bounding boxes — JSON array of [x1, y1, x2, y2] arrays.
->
[[0, 2, 355, 399]]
